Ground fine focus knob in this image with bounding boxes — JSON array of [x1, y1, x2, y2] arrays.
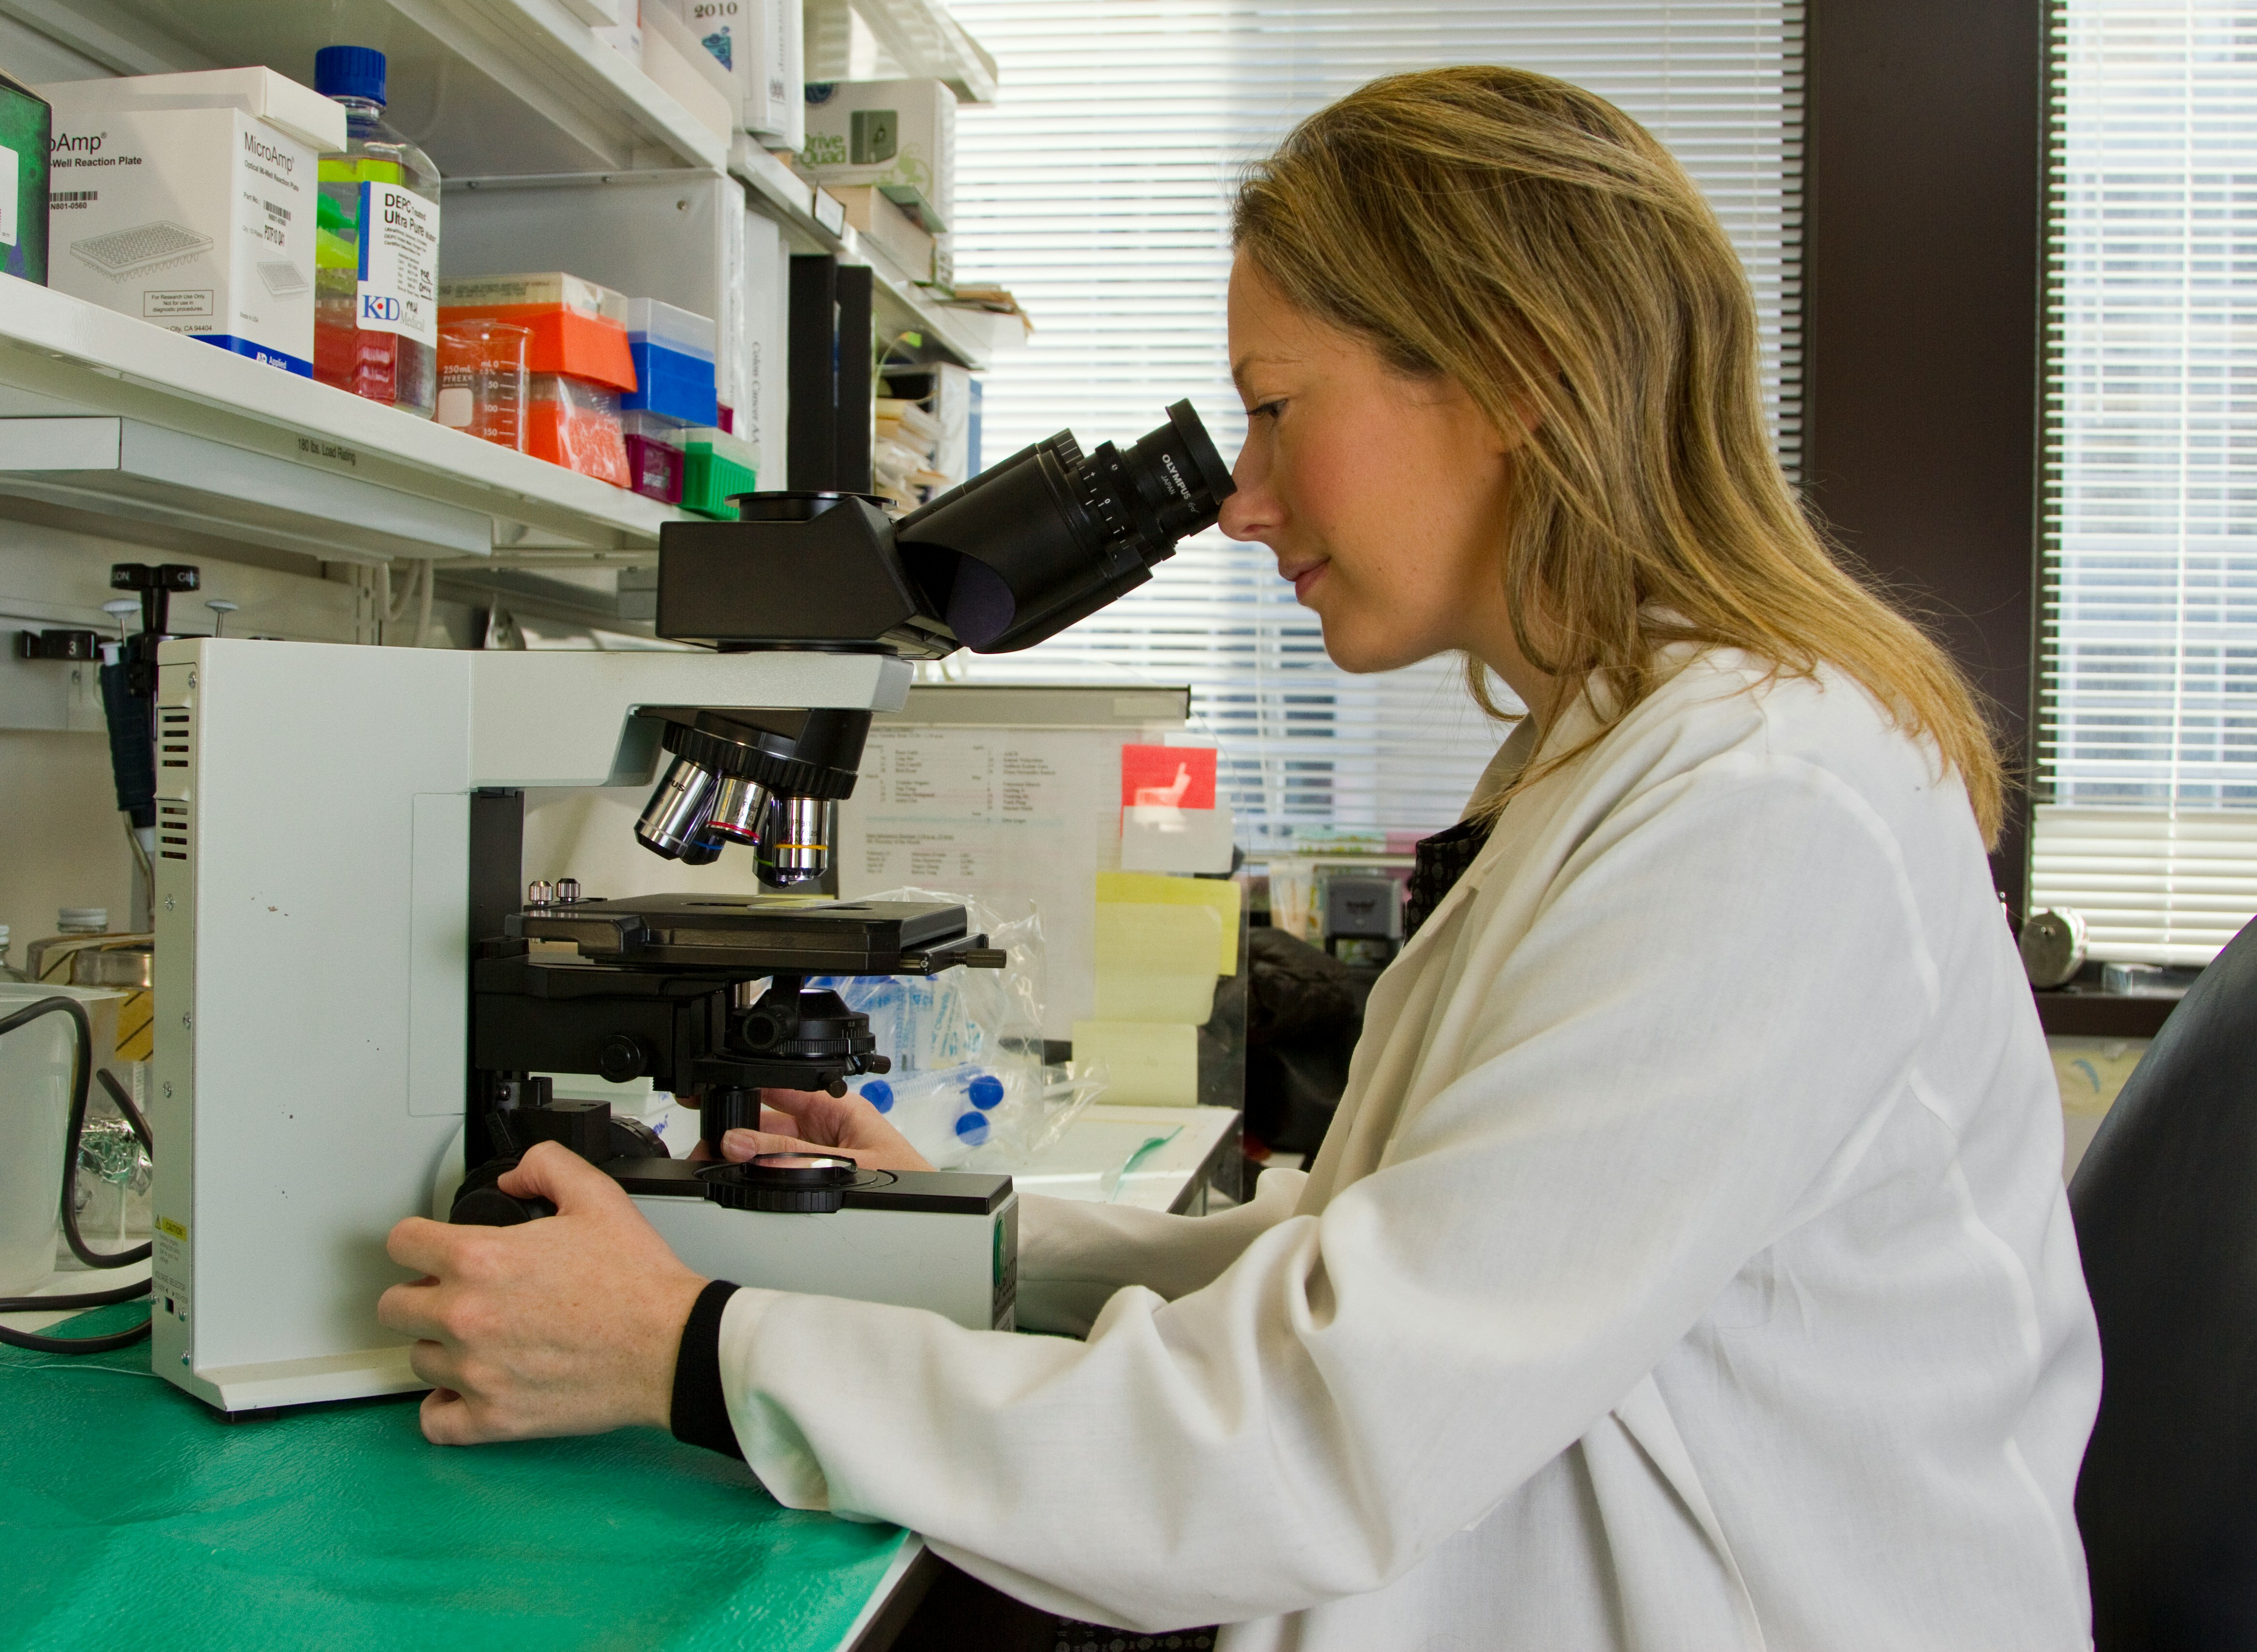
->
[[597, 1033, 648, 1083], [700, 1154, 859, 1213]]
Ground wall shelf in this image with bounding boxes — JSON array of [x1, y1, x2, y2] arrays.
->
[[848, 0, 998, 102], [730, 138, 992, 370], [10, 0, 728, 176], [0, 275, 689, 560]]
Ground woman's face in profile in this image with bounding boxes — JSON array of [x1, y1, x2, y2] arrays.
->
[[1219, 254, 1523, 679]]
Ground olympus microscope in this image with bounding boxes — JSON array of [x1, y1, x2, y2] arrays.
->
[[145, 403, 1233, 1412]]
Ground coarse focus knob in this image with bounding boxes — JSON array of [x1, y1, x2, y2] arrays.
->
[[699, 1154, 859, 1214], [450, 1185, 557, 1225]]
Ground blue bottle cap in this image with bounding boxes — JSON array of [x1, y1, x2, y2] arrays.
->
[[314, 46, 388, 106], [954, 1111, 990, 1145], [967, 1074, 1005, 1110], [861, 1080, 894, 1113]]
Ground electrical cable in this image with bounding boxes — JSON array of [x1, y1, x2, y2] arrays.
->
[[0, 996, 153, 1354]]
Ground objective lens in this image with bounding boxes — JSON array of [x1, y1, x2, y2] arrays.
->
[[756, 794, 833, 886], [635, 755, 718, 860], [706, 775, 769, 845]]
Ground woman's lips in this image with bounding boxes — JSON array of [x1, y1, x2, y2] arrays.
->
[[1284, 561, 1328, 601]]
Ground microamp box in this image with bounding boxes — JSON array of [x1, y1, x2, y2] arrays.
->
[[41, 69, 346, 375]]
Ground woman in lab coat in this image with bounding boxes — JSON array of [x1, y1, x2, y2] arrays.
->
[[381, 66, 2102, 1650]]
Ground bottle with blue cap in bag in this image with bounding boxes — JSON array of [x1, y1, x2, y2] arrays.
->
[[854, 1064, 1008, 1169], [312, 46, 441, 417]]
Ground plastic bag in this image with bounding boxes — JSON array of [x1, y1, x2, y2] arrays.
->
[[816, 886, 1103, 1166], [854, 1062, 1010, 1169]]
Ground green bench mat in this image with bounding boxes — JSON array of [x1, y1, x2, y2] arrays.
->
[[0, 1304, 905, 1652]]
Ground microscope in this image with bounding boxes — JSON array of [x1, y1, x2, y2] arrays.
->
[[145, 404, 1233, 1413]]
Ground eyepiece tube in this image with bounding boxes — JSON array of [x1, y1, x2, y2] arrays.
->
[[636, 755, 719, 860], [706, 775, 769, 845], [756, 795, 833, 887]]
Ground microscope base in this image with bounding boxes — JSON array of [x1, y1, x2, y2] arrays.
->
[[622, 1159, 1017, 1333]]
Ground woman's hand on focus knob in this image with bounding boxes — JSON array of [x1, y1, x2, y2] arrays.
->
[[378, 1143, 706, 1446], [718, 1085, 934, 1174]]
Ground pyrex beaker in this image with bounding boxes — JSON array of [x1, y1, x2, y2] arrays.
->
[[437, 319, 532, 452]]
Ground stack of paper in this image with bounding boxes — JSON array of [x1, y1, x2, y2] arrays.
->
[[1071, 872, 1242, 1107], [873, 395, 949, 511]]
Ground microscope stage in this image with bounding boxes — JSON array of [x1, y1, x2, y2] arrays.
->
[[509, 896, 996, 976]]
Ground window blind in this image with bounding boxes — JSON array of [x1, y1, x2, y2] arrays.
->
[[2031, 0, 2257, 963], [938, 0, 1806, 844]]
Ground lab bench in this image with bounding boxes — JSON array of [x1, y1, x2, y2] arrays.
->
[[1006, 1103, 1243, 1214], [0, 1106, 1241, 1650]]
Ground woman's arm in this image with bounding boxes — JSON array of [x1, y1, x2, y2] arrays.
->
[[1014, 1171, 1308, 1334], [713, 749, 1953, 1629]]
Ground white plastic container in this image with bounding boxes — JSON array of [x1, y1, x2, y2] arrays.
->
[[0, 983, 124, 1292]]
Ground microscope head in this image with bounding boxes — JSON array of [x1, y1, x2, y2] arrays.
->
[[655, 400, 1233, 657], [638, 400, 1235, 880]]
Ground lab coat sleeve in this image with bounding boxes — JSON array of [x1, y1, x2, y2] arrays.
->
[[1015, 1172, 1309, 1335], [714, 749, 1944, 1630]]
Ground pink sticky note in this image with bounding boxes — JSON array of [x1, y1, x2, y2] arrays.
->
[[1121, 744, 1216, 809]]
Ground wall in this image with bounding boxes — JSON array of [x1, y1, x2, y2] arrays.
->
[[0, 513, 484, 959]]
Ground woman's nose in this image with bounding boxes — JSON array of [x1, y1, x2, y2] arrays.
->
[[1219, 445, 1278, 542]]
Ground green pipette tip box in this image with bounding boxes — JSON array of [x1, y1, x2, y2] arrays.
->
[[0, 66, 48, 284]]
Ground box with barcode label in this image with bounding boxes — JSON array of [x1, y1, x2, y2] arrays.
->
[[40, 71, 344, 374]]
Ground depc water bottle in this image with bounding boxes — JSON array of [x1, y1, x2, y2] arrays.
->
[[311, 46, 440, 418]]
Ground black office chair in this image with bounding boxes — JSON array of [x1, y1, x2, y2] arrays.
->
[[2071, 913, 2257, 1648]]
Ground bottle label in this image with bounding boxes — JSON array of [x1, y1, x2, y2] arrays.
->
[[355, 180, 438, 345]]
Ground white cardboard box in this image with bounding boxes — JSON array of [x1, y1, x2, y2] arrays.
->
[[41, 68, 344, 154], [643, 0, 739, 140], [676, 0, 802, 146], [41, 71, 343, 376], [801, 77, 955, 221]]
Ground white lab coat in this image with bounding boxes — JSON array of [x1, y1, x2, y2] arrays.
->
[[714, 647, 2102, 1650]]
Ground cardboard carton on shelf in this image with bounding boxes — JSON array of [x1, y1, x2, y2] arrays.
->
[[40, 69, 347, 376], [941, 284, 1031, 355], [829, 184, 935, 283], [801, 77, 955, 222]]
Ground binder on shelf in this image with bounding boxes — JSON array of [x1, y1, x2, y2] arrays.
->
[[834, 264, 873, 495], [786, 253, 837, 491]]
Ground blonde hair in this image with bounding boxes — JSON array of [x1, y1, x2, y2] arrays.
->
[[1232, 66, 2005, 843]]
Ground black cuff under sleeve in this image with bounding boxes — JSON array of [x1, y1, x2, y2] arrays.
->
[[670, 1279, 744, 1459]]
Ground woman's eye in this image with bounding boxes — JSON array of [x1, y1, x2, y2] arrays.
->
[[1248, 400, 1285, 421]]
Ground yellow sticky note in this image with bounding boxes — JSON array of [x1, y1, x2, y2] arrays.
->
[[1095, 871, 1241, 975], [1094, 903, 1221, 1024], [1071, 1020, 1200, 1106]]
